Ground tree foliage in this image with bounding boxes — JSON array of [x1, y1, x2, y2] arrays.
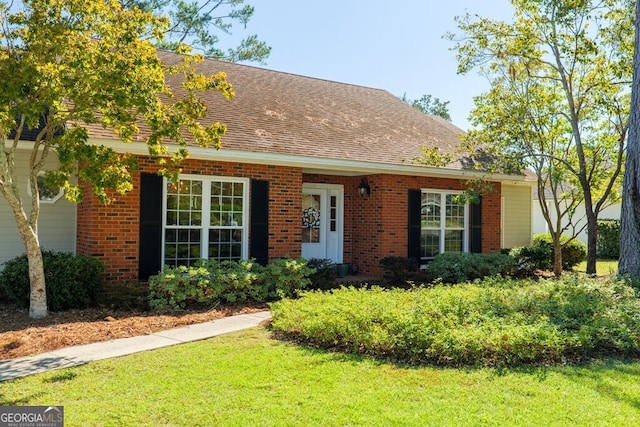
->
[[450, 0, 632, 274], [400, 93, 451, 121], [0, 0, 234, 318], [122, 0, 271, 63]]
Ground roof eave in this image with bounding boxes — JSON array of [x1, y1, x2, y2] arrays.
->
[[83, 139, 535, 184]]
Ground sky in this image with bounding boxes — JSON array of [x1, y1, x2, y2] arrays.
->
[[227, 0, 516, 130]]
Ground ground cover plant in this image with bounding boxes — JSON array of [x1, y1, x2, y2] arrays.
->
[[270, 275, 640, 367], [2, 328, 639, 426]]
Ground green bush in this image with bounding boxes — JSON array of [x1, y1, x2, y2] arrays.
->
[[597, 219, 620, 259], [379, 257, 419, 286], [148, 257, 312, 310], [270, 276, 640, 367], [508, 246, 552, 277], [426, 252, 513, 284], [263, 257, 313, 299], [378, 257, 432, 287], [0, 251, 105, 311], [533, 234, 587, 270], [306, 258, 338, 291]]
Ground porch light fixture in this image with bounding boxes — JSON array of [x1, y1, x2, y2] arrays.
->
[[357, 177, 371, 196]]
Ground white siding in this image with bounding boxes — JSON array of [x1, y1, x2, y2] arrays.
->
[[532, 200, 621, 245], [502, 184, 533, 248], [0, 149, 76, 266]]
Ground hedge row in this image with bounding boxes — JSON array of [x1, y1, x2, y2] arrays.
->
[[270, 276, 640, 367]]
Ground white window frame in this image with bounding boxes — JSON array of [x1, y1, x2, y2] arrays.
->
[[28, 171, 64, 204], [420, 189, 469, 260], [162, 174, 250, 266]]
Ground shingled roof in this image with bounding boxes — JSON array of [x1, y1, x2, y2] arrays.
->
[[90, 50, 524, 180]]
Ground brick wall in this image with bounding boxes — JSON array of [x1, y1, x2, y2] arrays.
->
[[77, 156, 502, 281], [77, 157, 303, 282], [303, 173, 502, 277]]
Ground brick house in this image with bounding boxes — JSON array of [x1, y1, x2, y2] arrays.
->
[[0, 51, 534, 281]]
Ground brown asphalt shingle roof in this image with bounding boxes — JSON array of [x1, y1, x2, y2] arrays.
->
[[92, 50, 473, 171]]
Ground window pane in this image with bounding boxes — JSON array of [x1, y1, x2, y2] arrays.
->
[[166, 195, 177, 210], [445, 230, 464, 253], [210, 181, 244, 228], [209, 229, 242, 261], [164, 228, 201, 268], [445, 195, 465, 229], [421, 193, 441, 228], [233, 182, 244, 197], [421, 229, 440, 258], [302, 194, 321, 243], [166, 179, 202, 227]]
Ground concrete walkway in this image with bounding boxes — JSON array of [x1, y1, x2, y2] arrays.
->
[[0, 310, 271, 382]]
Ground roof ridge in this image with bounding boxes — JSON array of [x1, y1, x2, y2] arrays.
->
[[158, 49, 391, 94]]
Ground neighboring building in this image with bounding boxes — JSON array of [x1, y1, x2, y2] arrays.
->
[[532, 186, 621, 245], [1, 51, 535, 280]]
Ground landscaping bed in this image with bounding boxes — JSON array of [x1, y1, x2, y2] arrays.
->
[[0, 303, 266, 360]]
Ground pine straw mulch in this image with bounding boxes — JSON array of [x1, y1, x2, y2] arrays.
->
[[0, 303, 268, 360]]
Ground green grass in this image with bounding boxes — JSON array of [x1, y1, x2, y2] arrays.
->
[[575, 259, 619, 276], [2, 327, 640, 426]]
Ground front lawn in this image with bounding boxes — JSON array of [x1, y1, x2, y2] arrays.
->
[[575, 259, 619, 276], [2, 327, 640, 426]]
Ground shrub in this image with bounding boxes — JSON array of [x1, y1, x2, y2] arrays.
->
[[0, 251, 105, 311], [379, 256, 418, 286], [263, 258, 313, 299], [426, 252, 513, 284], [379, 256, 432, 287], [306, 258, 338, 291], [533, 234, 587, 270], [508, 246, 552, 277], [597, 219, 620, 259], [270, 275, 640, 367], [148, 259, 263, 310], [148, 257, 313, 310]]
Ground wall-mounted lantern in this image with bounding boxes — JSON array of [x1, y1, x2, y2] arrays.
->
[[357, 177, 371, 196]]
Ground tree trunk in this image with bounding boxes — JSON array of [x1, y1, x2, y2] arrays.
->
[[553, 238, 563, 277], [619, 0, 640, 278], [25, 231, 47, 319], [1, 182, 48, 318], [584, 211, 598, 275]]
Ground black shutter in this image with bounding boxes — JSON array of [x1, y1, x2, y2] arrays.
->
[[470, 197, 483, 253], [138, 173, 163, 280], [408, 189, 422, 261], [250, 180, 269, 266]]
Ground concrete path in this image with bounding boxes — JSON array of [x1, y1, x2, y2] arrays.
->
[[0, 310, 271, 382]]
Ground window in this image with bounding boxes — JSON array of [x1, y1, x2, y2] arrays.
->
[[420, 190, 468, 260], [163, 175, 249, 267], [301, 193, 321, 243], [29, 172, 64, 203]]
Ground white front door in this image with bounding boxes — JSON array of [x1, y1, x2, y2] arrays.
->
[[301, 183, 343, 262]]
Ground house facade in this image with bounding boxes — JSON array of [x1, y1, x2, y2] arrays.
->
[[0, 52, 534, 281]]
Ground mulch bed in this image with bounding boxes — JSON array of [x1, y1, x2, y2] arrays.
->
[[0, 303, 267, 360]]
